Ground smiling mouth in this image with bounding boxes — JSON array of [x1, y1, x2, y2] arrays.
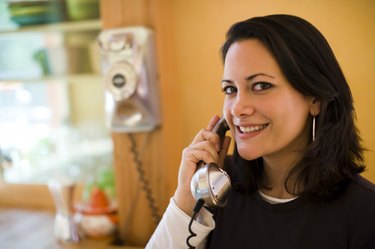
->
[[238, 124, 269, 133]]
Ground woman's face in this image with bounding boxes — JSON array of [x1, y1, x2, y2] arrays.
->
[[222, 39, 318, 162]]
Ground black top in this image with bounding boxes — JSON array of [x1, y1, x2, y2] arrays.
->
[[206, 175, 375, 249]]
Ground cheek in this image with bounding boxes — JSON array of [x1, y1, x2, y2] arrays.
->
[[271, 92, 309, 121], [222, 100, 231, 115], [273, 100, 311, 140]]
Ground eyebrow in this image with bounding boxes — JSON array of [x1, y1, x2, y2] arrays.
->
[[221, 73, 274, 84]]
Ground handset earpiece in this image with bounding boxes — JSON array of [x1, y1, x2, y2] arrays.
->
[[190, 117, 232, 207]]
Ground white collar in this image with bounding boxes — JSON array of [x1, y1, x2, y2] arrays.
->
[[258, 191, 299, 204]]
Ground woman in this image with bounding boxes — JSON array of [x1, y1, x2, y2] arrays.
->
[[146, 14, 375, 249]]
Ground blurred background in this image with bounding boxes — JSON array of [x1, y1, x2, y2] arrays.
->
[[0, 0, 374, 248]]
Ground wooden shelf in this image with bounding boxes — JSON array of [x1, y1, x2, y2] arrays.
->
[[0, 19, 102, 34], [0, 74, 103, 84]]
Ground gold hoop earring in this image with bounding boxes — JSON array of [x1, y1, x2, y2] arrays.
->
[[312, 116, 316, 142]]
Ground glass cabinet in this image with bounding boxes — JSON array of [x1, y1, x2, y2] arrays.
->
[[0, 20, 113, 184]]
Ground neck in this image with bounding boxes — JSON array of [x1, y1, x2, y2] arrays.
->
[[260, 152, 300, 199], [259, 132, 310, 199]]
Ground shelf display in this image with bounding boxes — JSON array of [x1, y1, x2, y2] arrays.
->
[[4, 0, 100, 28], [0, 29, 100, 80], [7, 0, 66, 26], [66, 0, 99, 21]]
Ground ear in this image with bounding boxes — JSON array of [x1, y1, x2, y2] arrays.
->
[[310, 98, 321, 116]]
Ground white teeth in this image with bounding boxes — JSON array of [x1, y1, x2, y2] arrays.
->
[[239, 124, 267, 133]]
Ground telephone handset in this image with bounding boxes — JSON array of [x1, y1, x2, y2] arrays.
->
[[190, 117, 232, 207]]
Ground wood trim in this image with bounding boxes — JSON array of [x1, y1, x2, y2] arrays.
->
[[0, 183, 54, 210], [0, 182, 83, 211], [100, 0, 152, 29]]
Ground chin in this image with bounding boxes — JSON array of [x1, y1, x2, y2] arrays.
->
[[237, 146, 261, 161]]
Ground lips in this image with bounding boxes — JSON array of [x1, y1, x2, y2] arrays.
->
[[237, 124, 269, 133]]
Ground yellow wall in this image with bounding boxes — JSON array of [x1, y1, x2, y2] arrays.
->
[[155, 0, 375, 188]]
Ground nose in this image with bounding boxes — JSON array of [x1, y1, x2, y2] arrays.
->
[[230, 92, 255, 118]]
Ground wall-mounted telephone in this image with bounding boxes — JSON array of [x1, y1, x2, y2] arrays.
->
[[98, 27, 162, 229], [190, 117, 232, 207], [98, 27, 161, 133]]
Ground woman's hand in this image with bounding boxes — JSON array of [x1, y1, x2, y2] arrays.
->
[[173, 115, 231, 216]]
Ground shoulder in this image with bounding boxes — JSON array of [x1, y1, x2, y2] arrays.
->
[[349, 174, 375, 198], [345, 175, 375, 248], [341, 174, 375, 213]]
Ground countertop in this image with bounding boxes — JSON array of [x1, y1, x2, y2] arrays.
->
[[0, 208, 143, 249]]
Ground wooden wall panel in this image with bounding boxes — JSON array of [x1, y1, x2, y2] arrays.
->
[[100, 0, 152, 29], [111, 131, 165, 246], [100, 0, 174, 246]]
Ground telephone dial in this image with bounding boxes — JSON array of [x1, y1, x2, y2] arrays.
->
[[190, 117, 232, 207]]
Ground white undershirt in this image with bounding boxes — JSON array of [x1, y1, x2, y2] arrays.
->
[[258, 191, 299, 204]]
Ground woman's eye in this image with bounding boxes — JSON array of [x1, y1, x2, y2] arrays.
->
[[222, 86, 237, 95], [253, 82, 272, 91]]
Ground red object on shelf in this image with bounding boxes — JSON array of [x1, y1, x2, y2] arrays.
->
[[75, 187, 117, 215], [74, 187, 118, 238]]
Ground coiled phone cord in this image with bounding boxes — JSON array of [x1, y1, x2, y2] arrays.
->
[[186, 199, 205, 249], [128, 133, 161, 225]]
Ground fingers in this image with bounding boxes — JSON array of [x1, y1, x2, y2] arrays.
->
[[183, 140, 220, 165], [206, 115, 221, 131], [190, 115, 229, 163], [191, 128, 221, 151], [191, 115, 222, 151]]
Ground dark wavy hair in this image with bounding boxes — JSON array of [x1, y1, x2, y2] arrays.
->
[[221, 14, 365, 200]]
